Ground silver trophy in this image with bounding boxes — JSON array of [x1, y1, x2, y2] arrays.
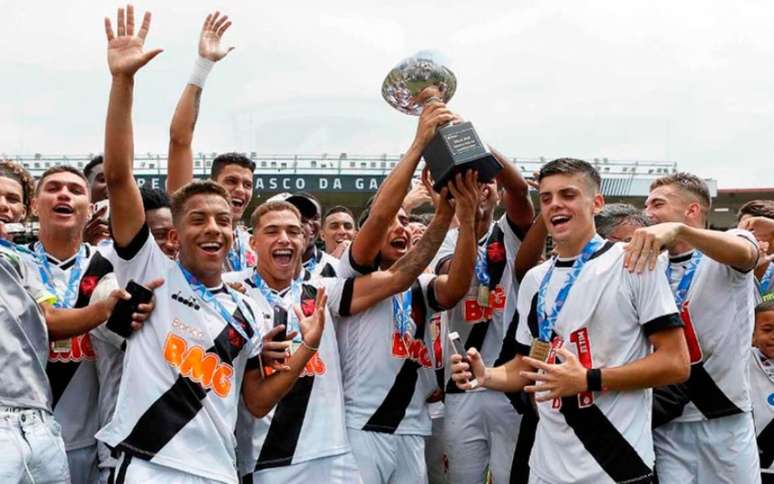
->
[[382, 51, 501, 191]]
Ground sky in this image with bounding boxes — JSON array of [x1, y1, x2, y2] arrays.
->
[[2, 0, 773, 189]]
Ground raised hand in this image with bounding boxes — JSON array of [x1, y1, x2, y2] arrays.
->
[[199, 11, 235, 62], [624, 222, 683, 273], [412, 100, 455, 151], [104, 5, 163, 78], [295, 288, 328, 350], [447, 170, 481, 226]]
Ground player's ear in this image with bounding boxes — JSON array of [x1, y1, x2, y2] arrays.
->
[[168, 227, 180, 247], [592, 193, 605, 215]]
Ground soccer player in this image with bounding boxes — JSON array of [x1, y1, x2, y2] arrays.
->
[[320, 205, 357, 257], [737, 200, 774, 302], [0, 160, 34, 236], [84, 155, 108, 204], [98, 7, 327, 482], [594, 203, 650, 243], [624, 172, 761, 483], [750, 301, 774, 483], [165, 11, 257, 272], [452, 158, 690, 484], [431, 148, 534, 484]]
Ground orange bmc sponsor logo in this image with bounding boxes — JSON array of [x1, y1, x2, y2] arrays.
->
[[391, 332, 433, 368], [49, 334, 96, 363], [463, 286, 506, 322], [163, 333, 234, 398], [264, 351, 327, 378]]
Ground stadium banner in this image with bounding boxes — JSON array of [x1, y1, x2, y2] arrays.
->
[[134, 174, 388, 193]]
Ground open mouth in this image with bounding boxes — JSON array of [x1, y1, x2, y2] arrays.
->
[[198, 241, 223, 254], [231, 198, 245, 209], [390, 238, 408, 250], [53, 204, 74, 215], [272, 248, 294, 266], [550, 214, 571, 229]]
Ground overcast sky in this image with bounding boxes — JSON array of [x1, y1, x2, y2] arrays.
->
[[2, 0, 773, 188]]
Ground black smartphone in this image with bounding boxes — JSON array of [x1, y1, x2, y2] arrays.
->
[[272, 306, 288, 342], [106, 280, 154, 338]]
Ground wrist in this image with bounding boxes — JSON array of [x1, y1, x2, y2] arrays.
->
[[301, 337, 320, 352], [188, 56, 215, 88], [111, 74, 135, 86], [480, 367, 492, 388], [586, 368, 604, 392]]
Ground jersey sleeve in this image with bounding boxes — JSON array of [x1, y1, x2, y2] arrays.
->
[[106, 224, 174, 287], [430, 229, 458, 275], [627, 257, 682, 336], [10, 249, 56, 305], [336, 245, 377, 278], [514, 268, 541, 352], [418, 273, 446, 313], [318, 277, 352, 318], [725, 228, 760, 275]]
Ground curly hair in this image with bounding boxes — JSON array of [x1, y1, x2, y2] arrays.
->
[[0, 159, 35, 214]]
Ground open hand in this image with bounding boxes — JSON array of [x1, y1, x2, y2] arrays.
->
[[199, 11, 235, 62], [105, 5, 163, 78], [624, 222, 683, 273], [451, 347, 486, 391], [296, 288, 327, 350], [521, 346, 588, 402], [447, 170, 481, 226]]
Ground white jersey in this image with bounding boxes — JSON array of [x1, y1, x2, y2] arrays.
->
[[515, 240, 680, 484], [304, 246, 340, 278], [333, 267, 445, 436], [749, 347, 774, 475], [21, 241, 114, 451], [654, 229, 758, 425], [96, 225, 263, 484], [431, 215, 522, 396], [224, 225, 257, 272], [223, 268, 349, 477]]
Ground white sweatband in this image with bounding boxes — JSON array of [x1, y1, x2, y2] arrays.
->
[[188, 56, 215, 88]]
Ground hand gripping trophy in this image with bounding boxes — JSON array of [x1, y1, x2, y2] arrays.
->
[[382, 50, 501, 192]]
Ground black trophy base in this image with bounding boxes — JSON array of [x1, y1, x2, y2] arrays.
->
[[422, 121, 502, 193]]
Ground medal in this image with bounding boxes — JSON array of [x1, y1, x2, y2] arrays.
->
[[477, 285, 490, 307], [52, 339, 72, 353], [529, 339, 551, 362]]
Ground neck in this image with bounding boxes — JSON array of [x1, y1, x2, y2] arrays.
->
[[668, 240, 694, 256], [303, 244, 316, 262], [255, 264, 296, 291], [475, 212, 493, 240], [755, 261, 771, 280], [554, 226, 597, 258], [38, 227, 82, 260], [189, 265, 222, 288]]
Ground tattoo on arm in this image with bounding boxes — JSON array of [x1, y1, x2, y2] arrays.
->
[[392, 216, 448, 279]]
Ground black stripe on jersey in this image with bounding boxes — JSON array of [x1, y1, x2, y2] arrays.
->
[[560, 396, 654, 483], [320, 263, 336, 277], [115, 224, 150, 260], [113, 453, 132, 484], [757, 417, 774, 468], [510, 406, 538, 484], [254, 285, 319, 470], [504, 215, 527, 242], [117, 307, 253, 458], [425, 277, 445, 312], [348, 248, 378, 275], [338, 278, 355, 317], [642, 313, 682, 337], [495, 309, 530, 414], [445, 320, 490, 395], [678, 362, 743, 420], [652, 385, 690, 428], [362, 281, 428, 433]]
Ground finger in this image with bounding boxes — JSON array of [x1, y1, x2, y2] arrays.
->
[[264, 350, 291, 360], [213, 13, 229, 31], [116, 289, 131, 301], [271, 362, 291, 372], [137, 11, 152, 40], [209, 11, 220, 30], [286, 330, 299, 340], [104, 18, 115, 41], [647, 238, 660, 271], [202, 13, 212, 31], [117, 8, 126, 37], [522, 355, 553, 372], [135, 303, 154, 314], [131, 312, 148, 323], [634, 234, 654, 274], [293, 305, 304, 322], [554, 346, 575, 361], [126, 4, 135, 36], [140, 48, 164, 66], [447, 176, 462, 200], [130, 321, 143, 331], [624, 232, 645, 272], [263, 325, 285, 340], [217, 20, 232, 37], [534, 391, 559, 403], [438, 187, 449, 202], [519, 371, 544, 382], [144, 278, 164, 290]]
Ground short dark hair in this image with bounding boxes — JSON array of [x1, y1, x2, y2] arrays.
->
[[210, 152, 256, 180], [650, 172, 711, 212], [323, 205, 354, 224], [538, 158, 602, 192], [756, 300, 774, 316], [250, 200, 301, 230], [357, 196, 377, 229], [169, 180, 230, 224], [36, 165, 89, 195], [83, 155, 104, 180], [408, 213, 432, 226], [738, 200, 774, 222], [595, 203, 650, 238], [0, 159, 34, 212], [140, 186, 171, 212]]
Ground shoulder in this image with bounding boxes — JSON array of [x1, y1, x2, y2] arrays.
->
[[223, 268, 253, 285]]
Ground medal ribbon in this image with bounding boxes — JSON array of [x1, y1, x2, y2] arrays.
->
[[303, 247, 322, 274], [392, 289, 413, 337], [666, 251, 703, 308], [536, 237, 602, 342], [252, 269, 304, 341], [35, 242, 85, 309], [474, 252, 490, 290], [754, 347, 774, 383], [760, 263, 774, 296], [177, 262, 254, 341], [227, 230, 246, 271]]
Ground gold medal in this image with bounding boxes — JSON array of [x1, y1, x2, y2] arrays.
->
[[529, 339, 551, 362], [477, 285, 490, 307], [52, 339, 72, 353]]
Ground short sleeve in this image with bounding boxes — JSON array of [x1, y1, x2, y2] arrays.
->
[[515, 269, 540, 349], [628, 257, 682, 336], [9, 249, 56, 305], [430, 229, 458, 275], [106, 224, 174, 287], [318, 277, 352, 318], [726, 228, 760, 275], [336, 245, 377, 278]]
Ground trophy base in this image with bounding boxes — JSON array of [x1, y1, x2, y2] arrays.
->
[[422, 121, 503, 193]]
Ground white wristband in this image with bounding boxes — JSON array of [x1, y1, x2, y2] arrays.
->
[[188, 56, 215, 88]]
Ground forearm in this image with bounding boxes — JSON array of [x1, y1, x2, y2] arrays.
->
[[482, 356, 531, 392], [167, 84, 202, 194], [242, 346, 316, 418], [435, 216, 476, 307], [42, 302, 111, 341], [491, 148, 534, 232], [388, 212, 452, 288], [678, 224, 757, 270], [514, 216, 547, 282]]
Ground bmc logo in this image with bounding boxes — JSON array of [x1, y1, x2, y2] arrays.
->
[[391, 332, 433, 368], [163, 333, 234, 398], [49, 335, 96, 363], [463, 286, 506, 322]]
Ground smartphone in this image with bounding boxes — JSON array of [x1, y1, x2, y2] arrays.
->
[[272, 306, 288, 342], [448, 331, 479, 389], [92, 199, 110, 222], [105, 280, 154, 338]]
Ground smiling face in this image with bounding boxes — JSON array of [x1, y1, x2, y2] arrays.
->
[[251, 209, 305, 288], [538, 173, 603, 256], [379, 208, 410, 267], [301, 212, 321, 253], [321, 211, 356, 253], [755, 310, 774, 360], [214, 164, 254, 223], [645, 184, 701, 227], [172, 193, 233, 285], [0, 176, 27, 224], [33, 171, 91, 235], [147, 207, 178, 259]]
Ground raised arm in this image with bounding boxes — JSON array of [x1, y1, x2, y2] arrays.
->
[[103, 6, 163, 246], [346, 189, 454, 315], [491, 148, 534, 235], [513, 215, 547, 283], [350, 100, 454, 268], [166, 12, 234, 194]]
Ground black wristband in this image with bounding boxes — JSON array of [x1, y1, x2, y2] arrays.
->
[[586, 368, 603, 392]]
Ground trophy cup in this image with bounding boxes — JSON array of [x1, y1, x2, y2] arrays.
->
[[382, 50, 501, 192]]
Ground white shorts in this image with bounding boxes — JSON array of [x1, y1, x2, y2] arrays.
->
[[111, 453, 232, 484], [654, 412, 760, 484], [244, 452, 362, 484], [444, 390, 521, 484], [348, 428, 427, 484], [425, 416, 448, 484], [0, 408, 69, 484], [68, 444, 99, 484]]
